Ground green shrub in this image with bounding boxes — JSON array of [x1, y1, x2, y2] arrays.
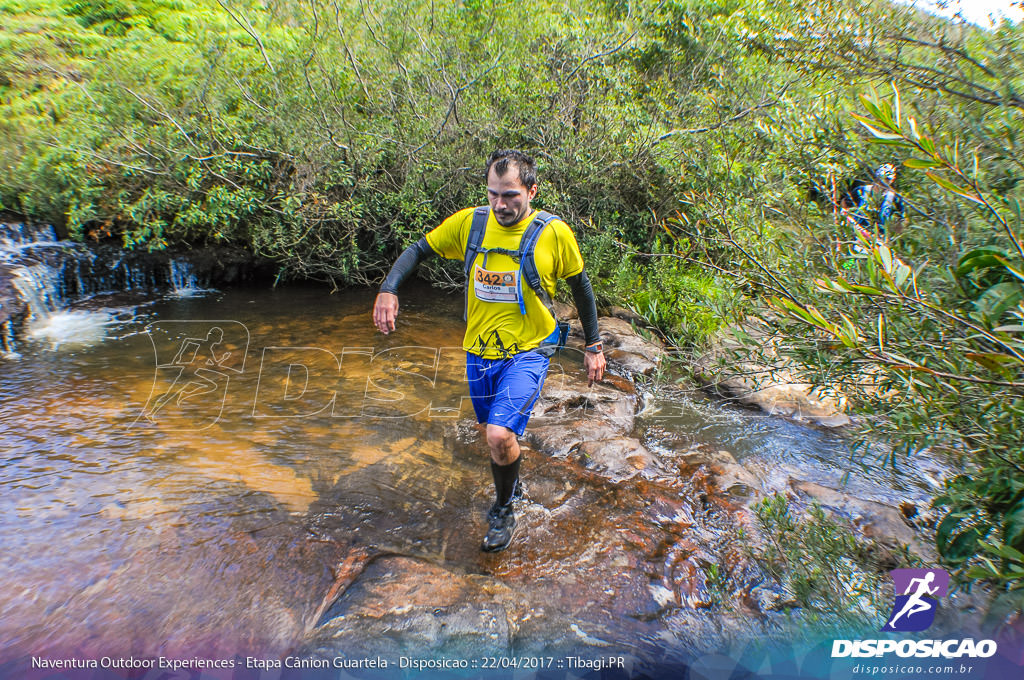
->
[[750, 494, 914, 631]]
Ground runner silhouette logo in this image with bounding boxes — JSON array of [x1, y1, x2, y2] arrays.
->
[[139, 320, 249, 431], [882, 568, 950, 632]]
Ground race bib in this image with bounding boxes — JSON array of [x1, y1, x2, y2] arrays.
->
[[474, 265, 520, 303]]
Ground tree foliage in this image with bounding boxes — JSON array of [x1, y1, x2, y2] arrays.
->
[[658, 0, 1024, 614], [1, 0, 774, 290]]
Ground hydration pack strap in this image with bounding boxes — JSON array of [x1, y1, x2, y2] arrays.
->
[[463, 206, 491, 321], [522, 211, 569, 355], [517, 211, 558, 315], [461, 208, 564, 345]]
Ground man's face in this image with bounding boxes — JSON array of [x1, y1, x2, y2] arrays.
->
[[487, 164, 537, 227]]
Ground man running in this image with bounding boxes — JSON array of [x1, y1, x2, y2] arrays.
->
[[372, 149, 606, 552]]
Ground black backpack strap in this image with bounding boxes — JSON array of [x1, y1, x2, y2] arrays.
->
[[519, 211, 559, 312], [463, 206, 490, 320], [463, 206, 490, 280], [520, 211, 570, 355]]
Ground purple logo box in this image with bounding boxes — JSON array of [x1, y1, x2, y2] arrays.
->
[[882, 568, 950, 633]]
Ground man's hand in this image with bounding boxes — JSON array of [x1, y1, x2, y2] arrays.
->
[[373, 292, 399, 334], [584, 350, 606, 386]]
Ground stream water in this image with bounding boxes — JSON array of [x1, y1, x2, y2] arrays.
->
[[0, 282, 945, 670]]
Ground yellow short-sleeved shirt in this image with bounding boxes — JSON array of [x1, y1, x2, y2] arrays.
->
[[426, 207, 585, 359]]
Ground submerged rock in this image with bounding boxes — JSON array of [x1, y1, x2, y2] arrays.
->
[[302, 556, 521, 659], [570, 437, 658, 483]]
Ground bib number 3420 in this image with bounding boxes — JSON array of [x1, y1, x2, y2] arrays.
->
[[474, 266, 519, 303]]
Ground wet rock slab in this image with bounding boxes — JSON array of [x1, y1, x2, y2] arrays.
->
[[523, 369, 669, 485], [299, 450, 726, 664], [297, 316, 939, 665], [301, 556, 521, 659], [569, 437, 657, 483], [299, 351, 753, 665], [534, 370, 638, 430], [567, 315, 666, 377]]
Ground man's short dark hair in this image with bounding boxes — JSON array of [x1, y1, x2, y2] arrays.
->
[[485, 149, 537, 189]]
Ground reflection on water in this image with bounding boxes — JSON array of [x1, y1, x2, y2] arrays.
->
[[0, 283, 942, 664], [0, 284, 471, 660]]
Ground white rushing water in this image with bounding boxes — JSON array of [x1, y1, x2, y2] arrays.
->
[[26, 309, 119, 349], [0, 223, 213, 354], [167, 259, 213, 297]]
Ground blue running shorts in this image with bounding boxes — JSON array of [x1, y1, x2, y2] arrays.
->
[[465, 350, 550, 436]]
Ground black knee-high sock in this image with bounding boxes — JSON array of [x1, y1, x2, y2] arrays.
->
[[490, 456, 521, 507]]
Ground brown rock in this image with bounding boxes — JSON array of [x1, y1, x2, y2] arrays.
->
[[303, 556, 523, 658], [695, 324, 851, 428], [526, 421, 628, 458], [789, 479, 935, 558], [551, 300, 578, 320], [606, 305, 647, 326], [531, 370, 637, 432], [566, 316, 666, 376], [709, 461, 761, 499], [676, 446, 739, 469], [0, 265, 28, 333], [570, 438, 657, 482]]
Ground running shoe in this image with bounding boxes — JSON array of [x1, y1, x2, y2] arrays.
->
[[481, 502, 517, 552]]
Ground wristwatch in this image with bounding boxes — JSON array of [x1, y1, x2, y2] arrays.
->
[[584, 342, 603, 354]]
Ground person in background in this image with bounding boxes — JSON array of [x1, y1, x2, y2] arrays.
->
[[851, 163, 905, 239]]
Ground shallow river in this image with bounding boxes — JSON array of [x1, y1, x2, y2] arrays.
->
[[0, 283, 941, 666]]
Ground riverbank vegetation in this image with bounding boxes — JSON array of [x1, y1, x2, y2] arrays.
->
[[748, 494, 913, 633], [2, 0, 1022, 624]]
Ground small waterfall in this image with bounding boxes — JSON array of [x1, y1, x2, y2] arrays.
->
[[11, 263, 63, 321], [168, 258, 210, 297], [0, 222, 145, 354], [1, 219, 253, 356], [5, 249, 120, 351], [0, 222, 59, 251]]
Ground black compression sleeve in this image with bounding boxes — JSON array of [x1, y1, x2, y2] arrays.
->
[[567, 271, 600, 347], [379, 237, 436, 294]]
